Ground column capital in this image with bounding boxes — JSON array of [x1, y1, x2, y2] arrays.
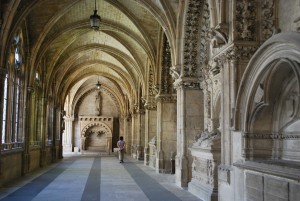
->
[[155, 94, 177, 103], [174, 77, 200, 90], [63, 116, 74, 121]]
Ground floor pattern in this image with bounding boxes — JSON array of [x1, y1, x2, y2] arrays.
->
[[0, 154, 202, 201]]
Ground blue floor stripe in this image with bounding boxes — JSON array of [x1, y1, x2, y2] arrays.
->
[[81, 157, 101, 201], [0, 159, 75, 201], [123, 162, 182, 201]]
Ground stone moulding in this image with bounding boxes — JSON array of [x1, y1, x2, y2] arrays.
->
[[233, 160, 300, 181], [218, 165, 232, 184], [155, 94, 177, 103], [243, 132, 300, 140]]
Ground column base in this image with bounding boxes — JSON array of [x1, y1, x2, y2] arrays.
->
[[144, 147, 149, 166], [175, 155, 188, 187], [156, 150, 164, 173]]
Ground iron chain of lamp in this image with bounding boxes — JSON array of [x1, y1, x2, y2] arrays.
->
[[90, 0, 101, 30]]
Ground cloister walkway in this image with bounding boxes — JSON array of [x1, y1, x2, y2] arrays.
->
[[0, 154, 202, 201]]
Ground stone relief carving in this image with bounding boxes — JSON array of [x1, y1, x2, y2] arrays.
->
[[214, 45, 258, 64], [170, 66, 180, 81], [148, 65, 155, 96], [191, 157, 217, 188], [184, 0, 210, 79], [155, 95, 177, 103], [193, 129, 221, 148], [161, 35, 174, 94], [261, 0, 275, 41], [144, 100, 157, 110], [74, 88, 120, 116], [236, 0, 257, 41], [95, 91, 102, 116], [210, 23, 228, 48], [205, 90, 211, 118], [174, 78, 200, 90], [243, 132, 300, 140]]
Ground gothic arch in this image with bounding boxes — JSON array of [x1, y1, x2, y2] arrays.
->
[[235, 32, 300, 160], [236, 32, 300, 132], [81, 122, 112, 138]]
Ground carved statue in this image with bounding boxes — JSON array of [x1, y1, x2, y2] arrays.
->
[[95, 91, 102, 116], [193, 129, 221, 148]]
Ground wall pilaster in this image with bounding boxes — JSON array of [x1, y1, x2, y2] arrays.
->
[[63, 116, 74, 152], [144, 102, 157, 166], [155, 94, 177, 173], [174, 77, 204, 187]]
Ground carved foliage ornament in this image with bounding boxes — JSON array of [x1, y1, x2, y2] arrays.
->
[[156, 95, 177, 103], [236, 0, 257, 41], [148, 66, 155, 96], [184, 0, 210, 79], [261, 0, 275, 41], [161, 35, 174, 94], [214, 45, 258, 65]]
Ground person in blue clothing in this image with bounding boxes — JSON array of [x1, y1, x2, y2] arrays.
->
[[117, 136, 126, 163]]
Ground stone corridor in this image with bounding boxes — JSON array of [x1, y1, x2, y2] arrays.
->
[[0, 154, 201, 201]]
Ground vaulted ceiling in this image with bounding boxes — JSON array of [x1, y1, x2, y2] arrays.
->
[[1, 0, 179, 116]]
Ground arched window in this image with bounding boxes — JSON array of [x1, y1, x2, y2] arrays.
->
[[2, 30, 24, 150], [1, 72, 8, 143], [11, 31, 22, 144]]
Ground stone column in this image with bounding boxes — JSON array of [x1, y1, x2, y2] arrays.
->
[[144, 103, 157, 166], [131, 113, 137, 158], [22, 86, 34, 175], [123, 116, 131, 153], [63, 116, 74, 152], [174, 77, 204, 187], [155, 94, 177, 173], [40, 95, 47, 167], [137, 110, 145, 160]]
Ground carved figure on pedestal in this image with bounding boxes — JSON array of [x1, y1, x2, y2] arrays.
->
[[95, 91, 102, 116]]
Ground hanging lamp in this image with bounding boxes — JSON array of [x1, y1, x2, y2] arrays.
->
[[90, 0, 101, 30], [96, 76, 101, 89]]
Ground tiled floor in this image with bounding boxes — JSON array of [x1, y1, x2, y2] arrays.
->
[[0, 154, 202, 201]]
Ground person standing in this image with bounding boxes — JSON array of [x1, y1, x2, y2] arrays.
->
[[117, 136, 126, 163]]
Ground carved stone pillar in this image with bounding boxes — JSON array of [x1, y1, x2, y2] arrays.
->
[[131, 112, 138, 159], [123, 116, 131, 154], [174, 77, 204, 187], [144, 102, 157, 166], [137, 110, 145, 160], [155, 94, 177, 173], [63, 116, 74, 152]]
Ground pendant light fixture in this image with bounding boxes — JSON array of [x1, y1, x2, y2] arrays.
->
[[90, 0, 101, 30], [96, 76, 101, 89]]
